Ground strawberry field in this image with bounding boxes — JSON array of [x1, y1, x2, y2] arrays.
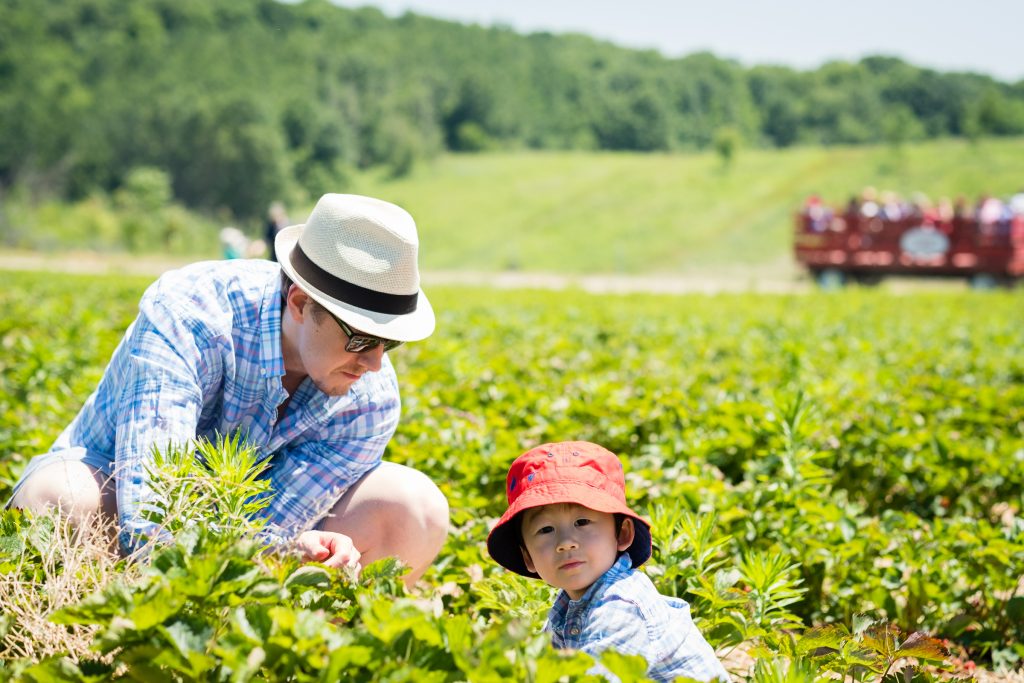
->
[[1, 269, 1022, 682]]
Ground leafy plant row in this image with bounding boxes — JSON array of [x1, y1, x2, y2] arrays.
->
[[1, 270, 1022, 679]]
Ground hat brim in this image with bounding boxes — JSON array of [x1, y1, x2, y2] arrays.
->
[[486, 480, 652, 578], [276, 224, 435, 342]]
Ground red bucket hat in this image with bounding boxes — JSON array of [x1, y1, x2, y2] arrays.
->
[[486, 441, 652, 578]]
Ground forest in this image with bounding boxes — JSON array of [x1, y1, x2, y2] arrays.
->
[[3, 0, 1024, 220]]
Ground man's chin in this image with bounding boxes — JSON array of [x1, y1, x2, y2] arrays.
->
[[313, 378, 355, 397]]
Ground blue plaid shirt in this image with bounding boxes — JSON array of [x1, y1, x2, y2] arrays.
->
[[48, 259, 400, 552], [546, 555, 728, 683]]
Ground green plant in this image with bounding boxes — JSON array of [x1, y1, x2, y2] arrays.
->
[[3, 271, 1023, 678]]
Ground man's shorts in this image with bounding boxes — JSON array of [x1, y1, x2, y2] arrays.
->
[[4, 448, 115, 508]]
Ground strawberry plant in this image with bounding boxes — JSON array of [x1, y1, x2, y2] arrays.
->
[[1, 270, 1022, 679]]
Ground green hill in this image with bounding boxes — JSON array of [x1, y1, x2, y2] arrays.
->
[[4, 0, 1024, 221], [341, 137, 1024, 275], [4, 137, 1022, 278]]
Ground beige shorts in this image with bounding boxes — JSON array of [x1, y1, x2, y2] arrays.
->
[[4, 447, 115, 508]]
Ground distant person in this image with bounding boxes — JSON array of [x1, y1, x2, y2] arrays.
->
[[219, 226, 248, 259], [802, 194, 831, 232], [953, 196, 968, 219], [976, 194, 1001, 223], [879, 190, 904, 222], [220, 227, 266, 260], [8, 194, 447, 587], [1009, 188, 1024, 216], [265, 201, 291, 261], [976, 194, 1007, 236], [936, 197, 954, 222], [486, 441, 728, 683], [859, 186, 879, 218], [845, 195, 860, 216], [910, 192, 936, 225]]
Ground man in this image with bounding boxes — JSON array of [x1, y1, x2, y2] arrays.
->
[[8, 193, 448, 585]]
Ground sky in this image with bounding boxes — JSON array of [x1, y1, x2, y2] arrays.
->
[[331, 0, 1024, 83]]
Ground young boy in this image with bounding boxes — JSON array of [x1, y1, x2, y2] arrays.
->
[[487, 441, 728, 683]]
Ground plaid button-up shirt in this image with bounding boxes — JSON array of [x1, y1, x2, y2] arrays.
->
[[48, 259, 400, 552], [546, 555, 728, 682]]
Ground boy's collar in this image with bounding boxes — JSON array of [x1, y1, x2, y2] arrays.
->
[[559, 554, 633, 606]]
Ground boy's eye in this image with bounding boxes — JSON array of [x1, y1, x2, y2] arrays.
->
[[575, 518, 592, 527], [535, 525, 554, 535]]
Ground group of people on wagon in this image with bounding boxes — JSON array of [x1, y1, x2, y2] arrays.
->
[[802, 187, 1024, 237]]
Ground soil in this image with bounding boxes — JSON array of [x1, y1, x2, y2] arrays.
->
[[0, 249, 974, 294]]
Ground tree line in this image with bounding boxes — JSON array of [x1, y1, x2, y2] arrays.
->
[[2, 0, 1023, 220]]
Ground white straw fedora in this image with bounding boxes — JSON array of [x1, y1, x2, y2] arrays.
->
[[275, 193, 435, 341]]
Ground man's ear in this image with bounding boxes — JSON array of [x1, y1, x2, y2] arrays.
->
[[521, 546, 537, 574], [617, 518, 635, 552], [285, 284, 309, 322]]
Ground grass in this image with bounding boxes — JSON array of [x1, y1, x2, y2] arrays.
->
[[0, 511, 126, 663], [3, 137, 1023, 278], [344, 137, 1024, 274]]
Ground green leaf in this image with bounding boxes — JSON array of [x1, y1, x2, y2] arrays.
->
[[125, 584, 187, 630], [284, 565, 331, 589], [153, 618, 217, 675], [852, 614, 878, 636], [232, 605, 272, 643], [534, 650, 599, 683], [895, 632, 948, 664], [209, 558, 264, 598], [797, 624, 849, 654], [862, 622, 901, 659], [599, 650, 650, 682], [1007, 596, 1024, 623], [51, 582, 134, 625], [7, 657, 83, 683]]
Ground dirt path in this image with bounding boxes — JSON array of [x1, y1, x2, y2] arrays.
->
[[0, 250, 971, 294], [0, 249, 808, 292]]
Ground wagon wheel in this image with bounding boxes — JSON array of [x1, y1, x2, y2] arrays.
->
[[852, 272, 883, 286], [969, 273, 997, 289], [815, 268, 845, 289]]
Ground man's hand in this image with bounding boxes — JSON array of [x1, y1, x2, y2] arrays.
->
[[296, 530, 362, 571]]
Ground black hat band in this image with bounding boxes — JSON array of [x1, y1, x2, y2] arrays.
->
[[291, 243, 419, 315]]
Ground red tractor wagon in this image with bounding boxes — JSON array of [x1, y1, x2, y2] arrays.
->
[[794, 197, 1024, 287]]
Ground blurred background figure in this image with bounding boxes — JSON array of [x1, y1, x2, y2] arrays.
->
[[976, 194, 1005, 224], [936, 197, 955, 232], [910, 191, 934, 224], [219, 227, 265, 259], [802, 194, 832, 232], [264, 201, 290, 261], [859, 186, 879, 218], [879, 190, 904, 221], [219, 227, 248, 260], [1010, 188, 1024, 215]]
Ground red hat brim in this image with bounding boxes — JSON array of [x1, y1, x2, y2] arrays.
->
[[486, 478, 652, 578]]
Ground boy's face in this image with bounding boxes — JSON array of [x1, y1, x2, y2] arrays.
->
[[519, 502, 634, 600]]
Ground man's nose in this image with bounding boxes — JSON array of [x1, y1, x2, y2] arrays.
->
[[356, 344, 385, 372]]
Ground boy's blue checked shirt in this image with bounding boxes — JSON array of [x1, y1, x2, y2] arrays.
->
[[546, 555, 729, 682]]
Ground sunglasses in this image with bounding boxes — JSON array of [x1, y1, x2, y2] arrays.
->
[[328, 311, 403, 354]]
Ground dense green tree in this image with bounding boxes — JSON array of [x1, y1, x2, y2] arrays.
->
[[747, 66, 807, 147], [168, 97, 289, 217], [3, 0, 1023, 219], [667, 53, 760, 149]]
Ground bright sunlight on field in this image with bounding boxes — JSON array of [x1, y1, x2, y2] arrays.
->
[[1, 270, 1021, 680]]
